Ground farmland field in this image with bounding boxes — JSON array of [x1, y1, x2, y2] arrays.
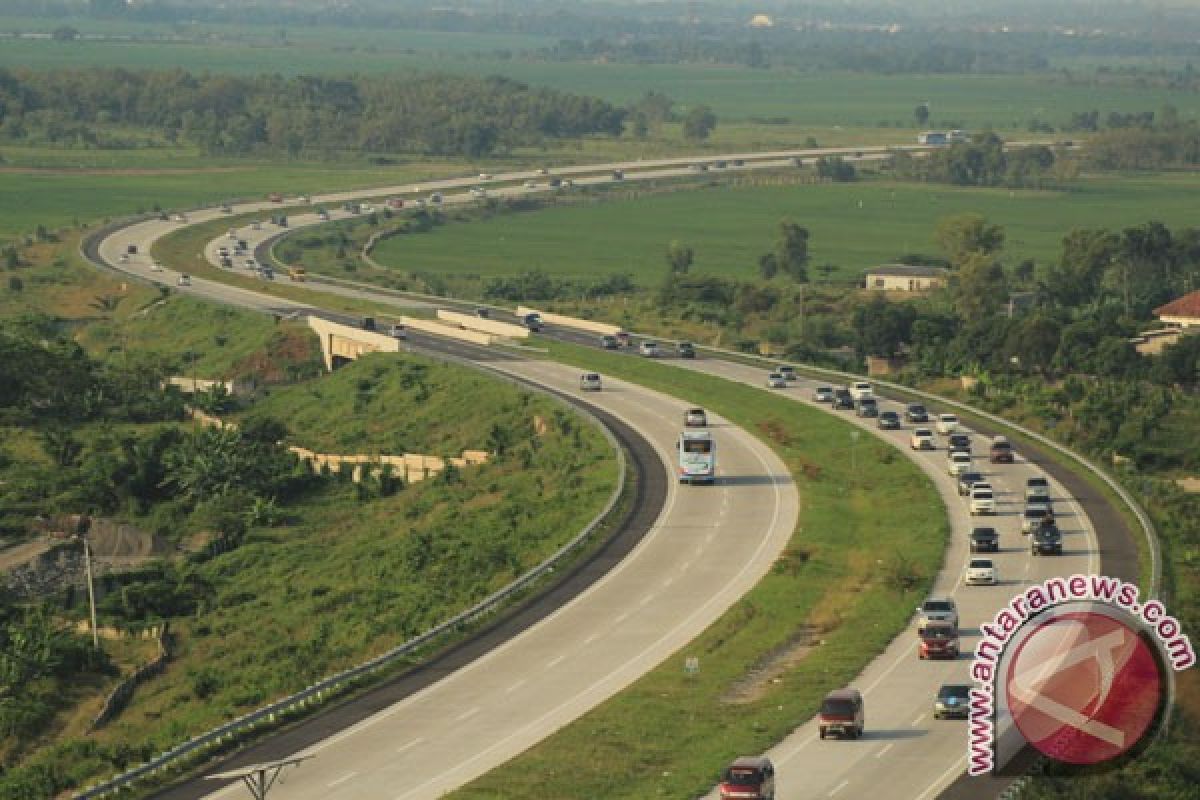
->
[[0, 161, 461, 241], [369, 171, 1200, 283], [4, 26, 1200, 129]]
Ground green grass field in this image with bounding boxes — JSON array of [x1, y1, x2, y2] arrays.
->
[[4, 24, 1200, 127], [0, 161, 468, 241], [371, 171, 1200, 282]]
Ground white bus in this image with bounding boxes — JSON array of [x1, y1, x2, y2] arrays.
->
[[678, 430, 716, 485]]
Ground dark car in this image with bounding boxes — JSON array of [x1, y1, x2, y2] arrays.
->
[[522, 313, 543, 332], [934, 684, 972, 720], [832, 389, 855, 410], [905, 403, 930, 423], [855, 397, 879, 417], [1031, 525, 1063, 556], [990, 437, 1015, 463], [969, 527, 1000, 553], [361, 316, 376, 332], [919, 621, 960, 660], [957, 471, 984, 496], [475, 307, 490, 319], [600, 334, 618, 350], [719, 756, 776, 800], [677, 341, 696, 359], [877, 410, 901, 430], [948, 433, 971, 452]]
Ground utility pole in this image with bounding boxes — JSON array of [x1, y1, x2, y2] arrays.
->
[[78, 534, 99, 649]]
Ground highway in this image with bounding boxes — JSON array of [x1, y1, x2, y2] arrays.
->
[[86, 144, 1105, 800]]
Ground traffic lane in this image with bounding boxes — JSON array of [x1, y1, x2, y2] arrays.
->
[[200, 358, 797, 800], [669, 359, 1096, 799]]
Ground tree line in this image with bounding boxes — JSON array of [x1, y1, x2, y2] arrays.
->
[[0, 67, 627, 158], [889, 134, 1063, 189]]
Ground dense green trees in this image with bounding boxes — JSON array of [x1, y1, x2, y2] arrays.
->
[[0, 67, 626, 158], [892, 135, 1059, 188]]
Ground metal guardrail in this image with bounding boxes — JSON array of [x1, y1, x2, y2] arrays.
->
[[690, 343, 1161, 599], [69, 261, 630, 799]]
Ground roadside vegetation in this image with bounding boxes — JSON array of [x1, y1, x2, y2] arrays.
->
[[0, 241, 617, 798]]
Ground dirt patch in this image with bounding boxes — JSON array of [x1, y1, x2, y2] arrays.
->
[[87, 519, 174, 561], [722, 625, 820, 705], [1176, 477, 1200, 493], [230, 326, 322, 384]]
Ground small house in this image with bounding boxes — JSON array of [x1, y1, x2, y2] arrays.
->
[[865, 264, 950, 292]]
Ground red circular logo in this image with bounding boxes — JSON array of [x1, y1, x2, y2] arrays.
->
[[1005, 611, 1162, 765]]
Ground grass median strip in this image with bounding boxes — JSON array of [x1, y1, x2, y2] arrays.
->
[[451, 341, 948, 800]]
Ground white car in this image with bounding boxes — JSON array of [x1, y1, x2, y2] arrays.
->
[[946, 450, 972, 476], [388, 324, 407, 340], [172, 213, 187, 223], [478, 173, 493, 180], [936, 413, 960, 435], [524, 180, 537, 189], [766, 372, 787, 389], [970, 486, 996, 515], [910, 428, 935, 450], [850, 380, 873, 400], [813, 386, 834, 403], [639, 340, 660, 358], [579, 372, 602, 391], [176, 274, 191, 287], [916, 597, 959, 631], [965, 558, 997, 586]]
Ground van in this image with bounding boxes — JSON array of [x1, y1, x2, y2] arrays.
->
[[850, 381, 873, 400], [970, 487, 995, 515], [936, 414, 960, 435], [818, 688, 864, 739], [579, 372, 602, 392], [947, 450, 972, 476], [639, 340, 660, 358], [719, 756, 775, 800]]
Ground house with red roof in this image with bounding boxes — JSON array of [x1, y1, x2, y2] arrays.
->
[[1154, 289, 1200, 329]]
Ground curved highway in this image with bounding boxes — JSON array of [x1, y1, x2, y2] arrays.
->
[[91, 174, 801, 799], [87, 145, 1106, 800]]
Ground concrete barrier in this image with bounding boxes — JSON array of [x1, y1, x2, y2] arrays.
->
[[400, 317, 497, 346], [516, 306, 622, 336], [437, 309, 530, 339]]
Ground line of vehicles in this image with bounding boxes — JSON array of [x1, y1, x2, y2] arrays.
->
[[714, 364, 1081, 798]]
